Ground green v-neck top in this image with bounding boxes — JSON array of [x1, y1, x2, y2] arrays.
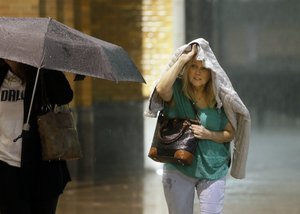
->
[[163, 79, 230, 180]]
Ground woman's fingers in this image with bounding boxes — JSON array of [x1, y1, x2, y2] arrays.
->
[[191, 44, 198, 53], [190, 124, 208, 139], [190, 44, 198, 56]]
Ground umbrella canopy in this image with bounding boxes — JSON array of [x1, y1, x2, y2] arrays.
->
[[0, 17, 145, 83]]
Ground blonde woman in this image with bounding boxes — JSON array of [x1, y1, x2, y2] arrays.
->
[[147, 38, 250, 214]]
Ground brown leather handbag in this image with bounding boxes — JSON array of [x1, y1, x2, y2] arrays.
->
[[148, 113, 199, 165], [148, 101, 200, 165]]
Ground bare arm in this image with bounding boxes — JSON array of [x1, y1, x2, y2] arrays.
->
[[156, 44, 197, 102], [190, 121, 235, 143]]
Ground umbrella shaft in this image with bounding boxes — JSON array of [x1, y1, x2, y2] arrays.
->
[[25, 68, 41, 130]]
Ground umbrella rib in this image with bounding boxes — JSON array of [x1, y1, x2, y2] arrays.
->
[[37, 17, 52, 69]]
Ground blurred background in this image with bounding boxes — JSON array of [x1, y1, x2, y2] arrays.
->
[[0, 0, 299, 213]]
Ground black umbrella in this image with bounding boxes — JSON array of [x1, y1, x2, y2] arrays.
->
[[0, 17, 145, 83]]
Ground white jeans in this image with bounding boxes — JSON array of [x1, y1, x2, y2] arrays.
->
[[162, 169, 226, 214]]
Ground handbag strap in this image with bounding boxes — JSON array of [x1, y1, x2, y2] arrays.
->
[[39, 71, 53, 113], [39, 72, 70, 113], [160, 99, 200, 123], [189, 99, 201, 124]]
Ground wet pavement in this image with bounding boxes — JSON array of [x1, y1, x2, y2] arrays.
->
[[57, 127, 300, 214]]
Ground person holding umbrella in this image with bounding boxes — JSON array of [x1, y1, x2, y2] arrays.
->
[[0, 59, 73, 214]]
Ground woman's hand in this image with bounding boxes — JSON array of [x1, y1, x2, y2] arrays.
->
[[190, 124, 211, 140], [156, 44, 198, 102], [190, 122, 235, 143], [178, 44, 198, 64]]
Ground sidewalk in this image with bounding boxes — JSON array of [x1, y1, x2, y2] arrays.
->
[[57, 127, 300, 214]]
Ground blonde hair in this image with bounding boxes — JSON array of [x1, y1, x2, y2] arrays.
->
[[181, 62, 216, 108]]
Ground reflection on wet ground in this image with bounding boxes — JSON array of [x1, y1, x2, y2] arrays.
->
[[57, 171, 167, 214], [57, 127, 300, 214]]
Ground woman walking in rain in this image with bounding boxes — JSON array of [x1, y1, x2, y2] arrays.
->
[[145, 38, 251, 214], [0, 59, 73, 214]]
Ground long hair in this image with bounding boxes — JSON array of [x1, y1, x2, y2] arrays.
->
[[181, 61, 216, 108]]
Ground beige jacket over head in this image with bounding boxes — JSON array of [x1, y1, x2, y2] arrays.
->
[[145, 38, 251, 179]]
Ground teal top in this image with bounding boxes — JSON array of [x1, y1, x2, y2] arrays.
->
[[163, 79, 230, 180]]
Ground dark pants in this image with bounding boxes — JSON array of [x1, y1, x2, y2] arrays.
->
[[0, 160, 59, 214]]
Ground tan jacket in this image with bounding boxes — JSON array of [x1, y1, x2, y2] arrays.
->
[[145, 38, 251, 179]]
